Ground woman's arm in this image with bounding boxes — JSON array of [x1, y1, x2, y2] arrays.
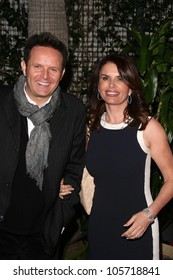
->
[[122, 118, 173, 239], [144, 118, 173, 216], [59, 179, 74, 199]]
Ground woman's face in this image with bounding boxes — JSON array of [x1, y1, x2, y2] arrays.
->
[[98, 62, 131, 107]]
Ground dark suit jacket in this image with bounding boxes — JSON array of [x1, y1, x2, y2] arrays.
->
[[0, 86, 86, 256]]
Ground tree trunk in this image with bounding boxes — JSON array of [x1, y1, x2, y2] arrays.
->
[[28, 0, 68, 47]]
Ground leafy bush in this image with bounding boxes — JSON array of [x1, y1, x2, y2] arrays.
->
[[0, 0, 28, 85]]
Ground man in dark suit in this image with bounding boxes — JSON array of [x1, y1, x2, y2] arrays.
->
[[0, 32, 86, 259]]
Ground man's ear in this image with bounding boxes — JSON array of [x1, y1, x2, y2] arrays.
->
[[60, 68, 65, 81], [21, 60, 26, 76]]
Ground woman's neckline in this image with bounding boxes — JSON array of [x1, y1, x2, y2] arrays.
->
[[100, 112, 128, 130]]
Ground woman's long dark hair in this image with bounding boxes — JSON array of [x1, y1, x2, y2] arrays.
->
[[87, 53, 150, 132]]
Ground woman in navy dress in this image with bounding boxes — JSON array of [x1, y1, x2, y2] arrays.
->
[[60, 53, 173, 260], [84, 53, 173, 260]]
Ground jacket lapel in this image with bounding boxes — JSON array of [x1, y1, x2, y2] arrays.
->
[[49, 93, 67, 146]]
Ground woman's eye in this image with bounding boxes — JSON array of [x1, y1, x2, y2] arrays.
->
[[102, 76, 108, 81], [116, 76, 122, 81]]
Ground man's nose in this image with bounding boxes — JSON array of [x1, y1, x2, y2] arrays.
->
[[41, 69, 49, 79]]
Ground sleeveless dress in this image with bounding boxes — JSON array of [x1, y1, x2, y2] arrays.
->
[[86, 115, 159, 260]]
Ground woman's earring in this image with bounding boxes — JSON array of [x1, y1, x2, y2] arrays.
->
[[127, 95, 132, 104], [97, 92, 102, 101]]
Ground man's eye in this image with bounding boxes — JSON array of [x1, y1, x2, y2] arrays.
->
[[34, 65, 41, 69], [51, 68, 57, 72]]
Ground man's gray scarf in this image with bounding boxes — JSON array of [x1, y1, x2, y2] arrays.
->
[[13, 75, 60, 190]]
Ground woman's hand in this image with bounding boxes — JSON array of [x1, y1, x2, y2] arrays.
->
[[121, 210, 152, 239], [59, 179, 74, 199]]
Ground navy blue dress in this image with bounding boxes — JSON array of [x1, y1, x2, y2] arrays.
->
[[86, 120, 159, 260]]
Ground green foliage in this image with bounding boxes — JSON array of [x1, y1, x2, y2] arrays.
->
[[125, 19, 173, 137], [0, 0, 28, 85], [64, 0, 173, 99]]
